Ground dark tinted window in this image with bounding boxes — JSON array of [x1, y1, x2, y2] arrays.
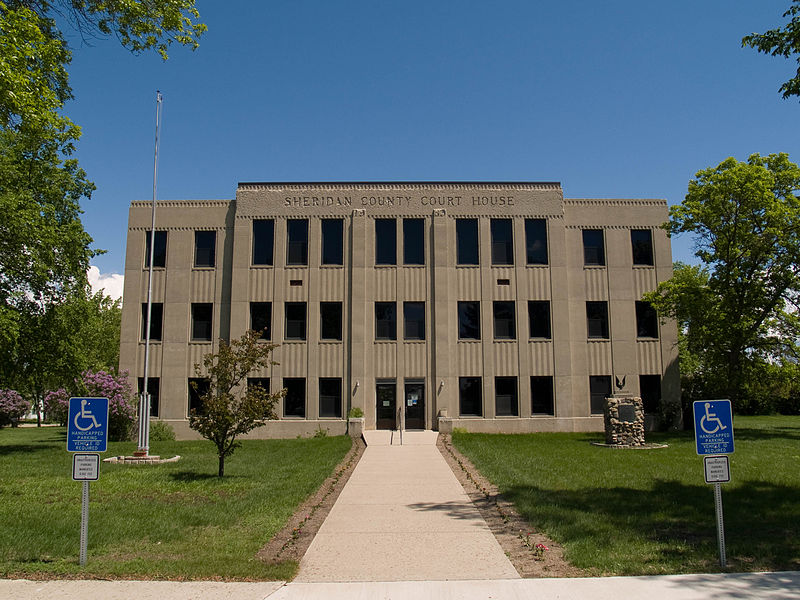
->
[[459, 377, 482, 416], [141, 302, 163, 341], [191, 303, 213, 341], [636, 301, 659, 338], [252, 219, 274, 265], [525, 219, 548, 265], [493, 301, 516, 339], [528, 301, 551, 339], [247, 377, 270, 395], [319, 378, 342, 418], [590, 375, 611, 414], [403, 218, 425, 265], [321, 219, 344, 265], [495, 377, 518, 416], [586, 301, 609, 339], [375, 302, 397, 340], [194, 231, 216, 267], [375, 219, 397, 265], [458, 301, 481, 340], [188, 377, 210, 414], [285, 302, 307, 340], [404, 302, 425, 340], [491, 219, 514, 265], [640, 375, 661, 414], [286, 219, 308, 265], [137, 377, 160, 417], [531, 376, 554, 415], [583, 229, 605, 266], [631, 229, 654, 266], [283, 377, 306, 417], [145, 230, 167, 268], [250, 302, 272, 340], [456, 219, 479, 265], [320, 302, 342, 340]]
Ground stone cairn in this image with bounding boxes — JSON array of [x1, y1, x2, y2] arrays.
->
[[603, 395, 645, 446]]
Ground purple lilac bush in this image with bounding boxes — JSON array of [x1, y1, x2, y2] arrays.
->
[[0, 389, 29, 427], [44, 388, 70, 425], [79, 370, 137, 441]]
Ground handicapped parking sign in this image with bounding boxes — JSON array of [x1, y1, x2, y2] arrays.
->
[[67, 397, 109, 453], [693, 400, 734, 455]]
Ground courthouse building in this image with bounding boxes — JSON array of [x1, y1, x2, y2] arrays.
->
[[119, 182, 680, 439]]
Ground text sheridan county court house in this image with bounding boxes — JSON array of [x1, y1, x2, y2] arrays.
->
[[120, 182, 680, 439]]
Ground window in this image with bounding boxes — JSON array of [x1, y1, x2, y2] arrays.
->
[[247, 377, 270, 395], [640, 375, 661, 414], [375, 302, 397, 340], [319, 378, 342, 418], [456, 219, 479, 265], [586, 301, 609, 339], [582, 229, 605, 266], [321, 218, 344, 265], [525, 219, 548, 265], [491, 219, 513, 265], [141, 302, 163, 341], [250, 302, 272, 340], [283, 377, 305, 417], [191, 303, 213, 341], [252, 219, 274, 265], [459, 377, 482, 416], [528, 301, 551, 339], [458, 301, 481, 340], [137, 377, 160, 417], [590, 375, 611, 414], [493, 301, 516, 340], [285, 302, 307, 340], [631, 229, 654, 266], [375, 219, 397, 265], [286, 219, 308, 265], [403, 302, 425, 340], [531, 376, 554, 415], [194, 231, 216, 267], [320, 302, 342, 340], [636, 301, 659, 338], [403, 218, 425, 265], [145, 230, 167, 268], [188, 377, 210, 414], [495, 377, 518, 416]]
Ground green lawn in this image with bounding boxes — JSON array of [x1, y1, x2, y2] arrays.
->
[[0, 427, 351, 580], [452, 415, 800, 576]]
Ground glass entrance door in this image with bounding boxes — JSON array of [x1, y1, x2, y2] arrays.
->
[[376, 382, 396, 430], [404, 381, 425, 430]]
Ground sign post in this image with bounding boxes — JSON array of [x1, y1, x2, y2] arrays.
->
[[67, 397, 108, 566], [693, 400, 734, 568]]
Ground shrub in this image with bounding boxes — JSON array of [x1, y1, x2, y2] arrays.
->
[[44, 388, 69, 425], [149, 420, 176, 441], [348, 407, 364, 419], [77, 370, 137, 441], [0, 390, 28, 427]]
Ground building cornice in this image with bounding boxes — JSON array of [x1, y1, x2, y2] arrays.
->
[[237, 182, 562, 192]]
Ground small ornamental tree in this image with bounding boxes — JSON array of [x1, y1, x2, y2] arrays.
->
[[189, 330, 283, 477], [0, 389, 28, 427], [44, 388, 69, 425]]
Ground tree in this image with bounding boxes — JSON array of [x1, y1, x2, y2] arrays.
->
[[644, 153, 800, 411], [189, 331, 284, 477], [742, 1, 800, 100]]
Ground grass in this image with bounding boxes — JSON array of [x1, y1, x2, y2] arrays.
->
[[452, 415, 800, 576], [0, 426, 351, 580]]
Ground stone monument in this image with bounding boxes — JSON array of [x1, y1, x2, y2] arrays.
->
[[603, 375, 645, 446]]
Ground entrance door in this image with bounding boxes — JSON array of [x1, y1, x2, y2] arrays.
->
[[376, 382, 396, 430], [404, 381, 425, 430]]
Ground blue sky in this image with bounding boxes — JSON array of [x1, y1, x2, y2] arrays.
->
[[65, 1, 800, 297]]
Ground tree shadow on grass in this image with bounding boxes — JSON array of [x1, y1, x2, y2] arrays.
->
[[0, 443, 64, 456], [168, 471, 237, 482]]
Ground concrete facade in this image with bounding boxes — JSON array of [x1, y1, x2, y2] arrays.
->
[[119, 182, 680, 439]]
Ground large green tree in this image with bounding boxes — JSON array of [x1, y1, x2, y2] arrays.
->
[[743, 1, 800, 100], [644, 153, 800, 411]]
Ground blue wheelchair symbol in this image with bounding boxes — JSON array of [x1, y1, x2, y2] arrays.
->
[[67, 397, 109, 453]]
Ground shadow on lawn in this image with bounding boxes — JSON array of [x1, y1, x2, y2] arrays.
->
[[168, 471, 234, 482], [504, 478, 800, 572]]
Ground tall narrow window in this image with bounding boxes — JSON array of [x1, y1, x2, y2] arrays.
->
[[531, 376, 554, 415], [321, 218, 344, 265], [493, 301, 516, 340], [191, 303, 213, 341], [527, 301, 551, 339], [194, 231, 216, 267], [320, 302, 342, 340], [456, 219, 479, 265], [582, 229, 605, 266], [286, 219, 308, 265], [375, 302, 397, 340], [250, 302, 272, 340], [145, 230, 167, 268], [639, 375, 661, 414], [141, 302, 163, 341], [589, 375, 611, 414], [188, 377, 210, 414], [525, 219, 548, 265], [495, 377, 518, 416], [375, 219, 397, 265], [491, 219, 514, 265], [403, 302, 425, 340], [319, 378, 342, 418], [283, 377, 306, 417], [636, 301, 659, 338], [137, 377, 160, 417], [285, 302, 307, 340], [586, 301, 609, 339], [403, 218, 425, 265], [459, 377, 482, 416], [252, 219, 274, 265], [458, 301, 481, 340], [631, 229, 654, 266]]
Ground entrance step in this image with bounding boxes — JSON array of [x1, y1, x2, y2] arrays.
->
[[362, 430, 439, 446]]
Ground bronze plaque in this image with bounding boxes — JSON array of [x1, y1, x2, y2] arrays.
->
[[617, 404, 637, 423]]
